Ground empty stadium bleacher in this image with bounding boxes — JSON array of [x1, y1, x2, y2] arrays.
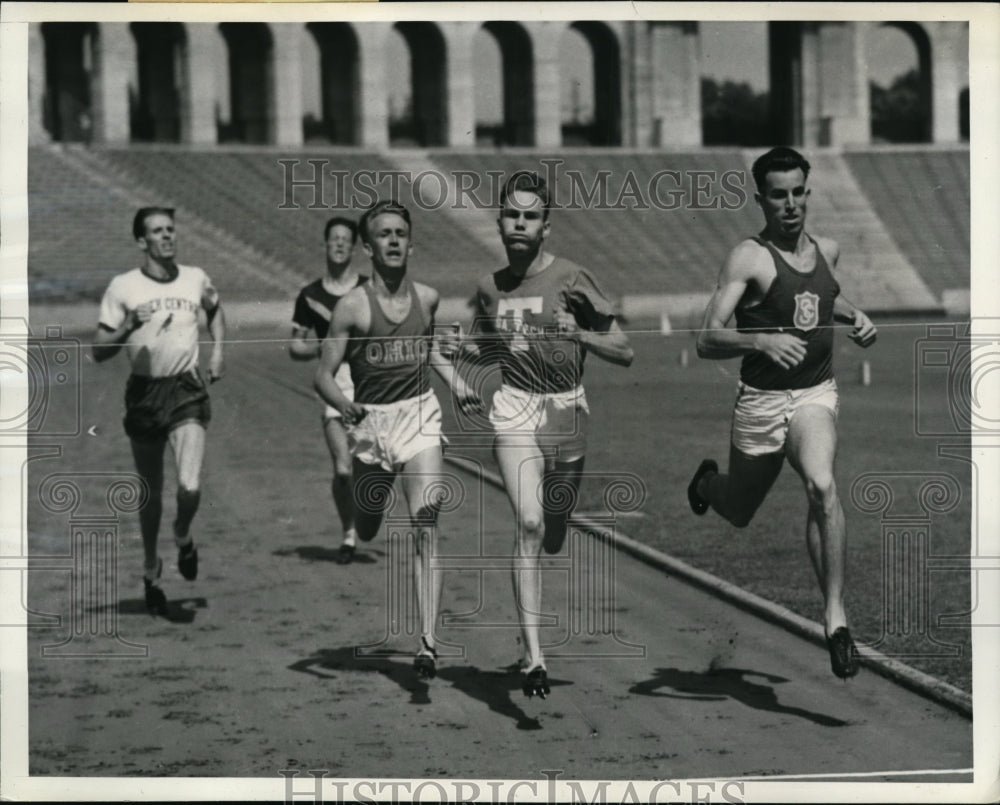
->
[[84, 148, 500, 299], [430, 151, 762, 295], [28, 146, 306, 303], [844, 149, 970, 299], [26, 145, 969, 311]]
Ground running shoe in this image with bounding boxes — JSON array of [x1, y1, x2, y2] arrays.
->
[[414, 636, 437, 680], [826, 627, 860, 679], [178, 542, 198, 581], [335, 543, 355, 565], [522, 665, 550, 699], [144, 559, 167, 616], [687, 459, 718, 515]]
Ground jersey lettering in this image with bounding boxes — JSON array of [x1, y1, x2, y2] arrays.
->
[[364, 338, 428, 365], [497, 296, 544, 352]]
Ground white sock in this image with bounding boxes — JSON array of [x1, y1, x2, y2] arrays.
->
[[343, 529, 357, 547]]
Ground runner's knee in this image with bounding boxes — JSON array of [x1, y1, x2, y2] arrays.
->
[[727, 509, 755, 529], [410, 503, 440, 524], [724, 495, 763, 528], [177, 473, 201, 495], [805, 474, 837, 510], [519, 512, 543, 541]]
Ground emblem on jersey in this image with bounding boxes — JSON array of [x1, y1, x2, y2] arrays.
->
[[496, 297, 544, 352], [497, 297, 544, 331], [793, 291, 820, 331]]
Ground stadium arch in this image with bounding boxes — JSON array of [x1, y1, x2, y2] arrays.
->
[[40, 22, 98, 143], [563, 22, 622, 146], [390, 22, 447, 147], [129, 23, 185, 143], [477, 22, 534, 147], [305, 22, 359, 145], [218, 23, 273, 143]]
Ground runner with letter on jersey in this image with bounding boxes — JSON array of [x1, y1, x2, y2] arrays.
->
[[687, 147, 877, 680], [465, 171, 634, 698]]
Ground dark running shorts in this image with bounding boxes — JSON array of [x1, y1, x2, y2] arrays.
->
[[123, 370, 211, 442]]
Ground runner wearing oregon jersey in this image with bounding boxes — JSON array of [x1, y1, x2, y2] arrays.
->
[[314, 200, 481, 680], [687, 147, 877, 680]]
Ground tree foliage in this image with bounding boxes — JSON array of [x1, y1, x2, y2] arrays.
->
[[870, 69, 929, 143], [701, 78, 770, 146]]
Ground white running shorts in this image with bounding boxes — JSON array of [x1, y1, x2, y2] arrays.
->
[[731, 378, 839, 456], [489, 384, 589, 462], [347, 389, 443, 471]]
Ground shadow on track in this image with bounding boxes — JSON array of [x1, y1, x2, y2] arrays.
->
[[272, 545, 379, 564], [289, 648, 572, 730], [112, 596, 209, 624], [629, 666, 848, 727]]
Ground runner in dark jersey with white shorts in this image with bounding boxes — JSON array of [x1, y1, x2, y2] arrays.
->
[[466, 171, 634, 698], [314, 200, 481, 680], [289, 217, 367, 564], [94, 207, 226, 615], [687, 147, 877, 679]]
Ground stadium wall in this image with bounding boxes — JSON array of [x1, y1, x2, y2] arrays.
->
[[30, 20, 969, 150]]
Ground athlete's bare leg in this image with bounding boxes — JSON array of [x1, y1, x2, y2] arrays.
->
[[130, 437, 167, 577], [323, 416, 356, 548], [400, 445, 446, 656], [351, 458, 396, 543], [494, 435, 548, 671], [785, 405, 848, 635], [701, 444, 784, 528], [542, 456, 585, 554], [168, 421, 205, 542], [325, 416, 357, 563]]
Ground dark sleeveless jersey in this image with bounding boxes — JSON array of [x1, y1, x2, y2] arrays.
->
[[347, 279, 431, 405], [292, 275, 368, 339], [735, 236, 841, 390], [471, 257, 617, 394]]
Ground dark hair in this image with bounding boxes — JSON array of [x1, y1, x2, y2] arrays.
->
[[751, 147, 811, 192], [132, 207, 175, 240], [359, 200, 411, 245], [324, 216, 358, 243], [500, 171, 551, 219]]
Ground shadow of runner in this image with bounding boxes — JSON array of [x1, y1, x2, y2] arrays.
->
[[113, 596, 208, 624], [629, 666, 848, 727], [272, 546, 378, 564], [289, 648, 571, 730], [436, 665, 574, 731], [289, 646, 431, 705]]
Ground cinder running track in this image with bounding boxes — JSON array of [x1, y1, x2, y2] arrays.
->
[[24, 331, 970, 781]]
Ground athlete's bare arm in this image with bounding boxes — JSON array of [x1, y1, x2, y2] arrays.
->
[[315, 287, 369, 424], [817, 237, 878, 348], [696, 239, 808, 370], [446, 289, 495, 367], [92, 304, 152, 362], [289, 325, 320, 361], [205, 299, 225, 382], [417, 283, 484, 414], [550, 309, 633, 367]]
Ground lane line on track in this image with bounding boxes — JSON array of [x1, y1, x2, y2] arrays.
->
[[443, 453, 973, 719]]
